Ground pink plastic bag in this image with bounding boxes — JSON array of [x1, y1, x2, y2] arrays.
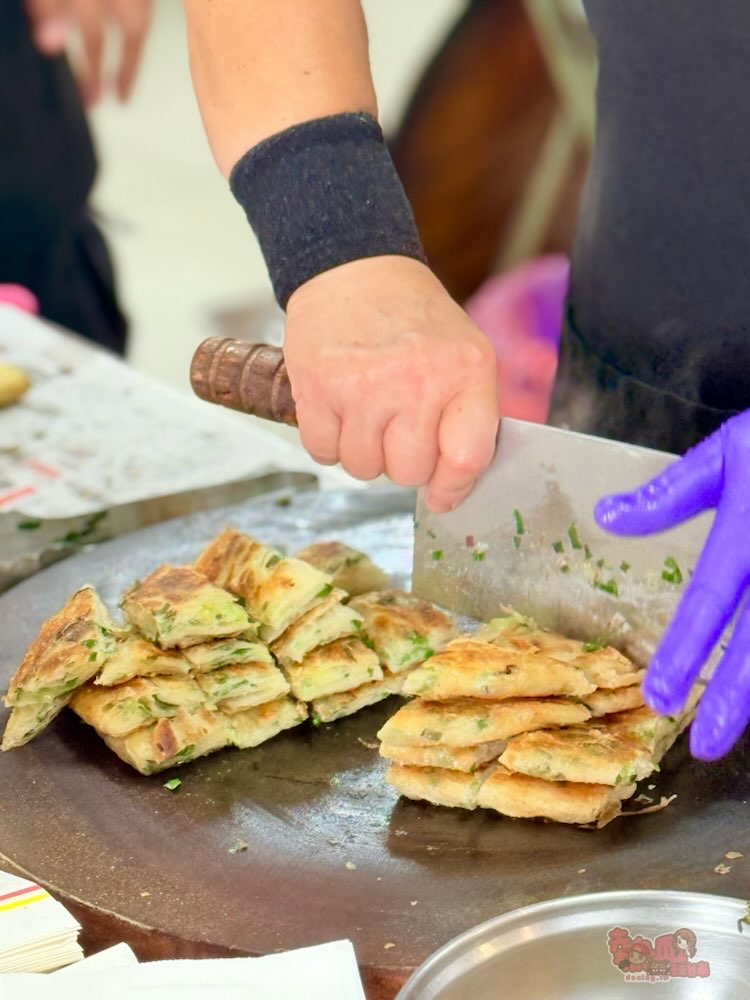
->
[[465, 255, 569, 423], [0, 285, 38, 314]]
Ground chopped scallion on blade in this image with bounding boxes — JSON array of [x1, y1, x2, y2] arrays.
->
[[620, 561, 631, 573], [661, 557, 683, 584], [594, 578, 619, 596], [512, 509, 525, 535], [431, 549, 443, 561], [568, 523, 583, 550], [552, 540, 564, 554]]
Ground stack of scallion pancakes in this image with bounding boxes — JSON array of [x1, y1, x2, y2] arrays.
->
[[380, 611, 701, 827], [0, 531, 454, 775]]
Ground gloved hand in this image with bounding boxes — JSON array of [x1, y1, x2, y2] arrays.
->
[[594, 412, 750, 760]]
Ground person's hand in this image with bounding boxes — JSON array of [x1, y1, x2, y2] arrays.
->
[[594, 412, 750, 760], [284, 255, 500, 513], [25, 0, 153, 104]]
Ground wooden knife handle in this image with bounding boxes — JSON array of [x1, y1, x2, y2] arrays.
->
[[190, 338, 298, 427]]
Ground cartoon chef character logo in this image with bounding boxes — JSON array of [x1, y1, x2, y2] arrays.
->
[[608, 926, 711, 982]]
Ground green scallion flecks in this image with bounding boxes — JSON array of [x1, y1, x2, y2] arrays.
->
[[661, 557, 683, 585], [568, 523, 583, 550]]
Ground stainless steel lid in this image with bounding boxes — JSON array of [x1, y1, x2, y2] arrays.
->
[[397, 891, 750, 999]]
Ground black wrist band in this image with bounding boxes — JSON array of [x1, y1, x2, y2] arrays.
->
[[229, 112, 427, 309]]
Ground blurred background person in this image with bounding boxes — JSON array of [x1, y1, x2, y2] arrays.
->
[[0, 0, 152, 353]]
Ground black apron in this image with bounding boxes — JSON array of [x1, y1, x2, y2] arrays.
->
[[548, 0, 750, 453], [0, 1, 126, 353]]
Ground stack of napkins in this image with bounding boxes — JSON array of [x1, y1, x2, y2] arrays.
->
[[0, 871, 82, 973], [1, 941, 366, 1000]]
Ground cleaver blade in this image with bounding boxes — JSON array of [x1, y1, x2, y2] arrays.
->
[[412, 417, 711, 668]]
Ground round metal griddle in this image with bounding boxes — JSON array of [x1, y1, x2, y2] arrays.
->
[[0, 489, 748, 1000]]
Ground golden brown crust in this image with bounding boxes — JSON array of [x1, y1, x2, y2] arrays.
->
[[194, 529, 332, 640], [380, 740, 506, 772], [270, 590, 358, 665], [295, 541, 389, 596], [5, 586, 114, 705], [95, 635, 190, 686], [377, 696, 591, 748], [476, 765, 634, 826], [70, 676, 206, 738], [583, 685, 645, 717], [402, 637, 596, 701], [348, 590, 456, 673], [310, 669, 409, 723], [386, 763, 496, 810], [121, 564, 250, 648], [197, 660, 291, 708], [498, 722, 654, 786], [283, 636, 383, 700], [193, 528, 274, 599]]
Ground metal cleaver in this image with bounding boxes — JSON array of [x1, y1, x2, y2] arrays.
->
[[189, 338, 711, 668], [412, 417, 712, 668]]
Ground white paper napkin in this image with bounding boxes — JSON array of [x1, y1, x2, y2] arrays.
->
[[0, 940, 366, 1000], [0, 871, 82, 974]]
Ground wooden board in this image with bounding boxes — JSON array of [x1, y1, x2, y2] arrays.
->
[[1, 490, 748, 999]]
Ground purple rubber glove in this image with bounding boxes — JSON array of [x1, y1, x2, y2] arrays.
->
[[594, 413, 750, 761]]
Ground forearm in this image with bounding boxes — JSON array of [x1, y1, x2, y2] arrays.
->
[[182, 0, 377, 175]]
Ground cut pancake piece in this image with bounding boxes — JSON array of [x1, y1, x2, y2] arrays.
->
[[1, 699, 70, 752], [95, 634, 191, 686], [570, 646, 644, 690], [295, 541, 389, 596], [380, 740, 506, 773], [270, 591, 361, 665], [183, 637, 273, 673], [479, 613, 643, 689], [225, 697, 308, 749], [197, 660, 290, 709], [378, 696, 591, 749], [311, 670, 409, 724], [249, 554, 334, 643], [194, 528, 333, 642], [102, 705, 228, 775], [477, 765, 635, 827], [283, 636, 382, 701], [348, 590, 456, 673], [583, 685, 645, 718], [402, 638, 595, 702], [499, 698, 700, 789], [474, 610, 537, 644], [386, 763, 495, 810], [121, 565, 251, 649], [499, 716, 661, 786], [606, 692, 700, 759], [193, 527, 280, 604], [102, 698, 307, 773], [70, 676, 206, 738], [2, 585, 117, 750]]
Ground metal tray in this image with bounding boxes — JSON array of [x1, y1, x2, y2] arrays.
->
[[0, 470, 317, 593], [397, 890, 750, 999]]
